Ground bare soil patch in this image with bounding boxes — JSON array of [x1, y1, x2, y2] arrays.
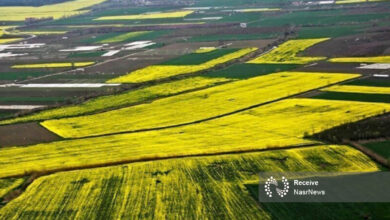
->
[[304, 32, 390, 57], [0, 122, 60, 147]]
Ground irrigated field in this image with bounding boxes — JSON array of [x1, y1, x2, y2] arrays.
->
[[107, 48, 257, 83], [322, 85, 390, 95], [247, 38, 329, 64], [0, 145, 380, 219], [43, 72, 359, 138], [0, 98, 389, 178]]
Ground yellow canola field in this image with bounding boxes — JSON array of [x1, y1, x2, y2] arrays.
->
[[44, 72, 360, 138], [248, 38, 329, 64], [12, 62, 95, 69], [99, 31, 151, 43], [1, 98, 389, 178], [0, 0, 107, 21], [328, 56, 390, 63], [0, 178, 24, 198], [0, 76, 233, 125], [11, 30, 67, 35], [0, 38, 23, 44], [107, 48, 257, 83], [0, 145, 379, 219], [95, 10, 194, 21], [322, 85, 390, 95]]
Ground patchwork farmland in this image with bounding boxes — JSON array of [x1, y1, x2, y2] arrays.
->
[[0, 0, 390, 219]]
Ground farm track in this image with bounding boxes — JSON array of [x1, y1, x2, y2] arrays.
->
[[15, 48, 155, 84], [55, 73, 364, 141], [0, 141, 322, 207], [345, 140, 390, 168]]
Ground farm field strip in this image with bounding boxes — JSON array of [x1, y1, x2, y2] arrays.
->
[[329, 56, 390, 63], [95, 10, 194, 21], [10, 31, 67, 35], [0, 52, 27, 58], [0, 76, 233, 125], [248, 38, 329, 64], [160, 48, 240, 65], [184, 16, 223, 21], [67, 51, 106, 58], [0, 43, 45, 51], [12, 62, 95, 69], [107, 48, 257, 83], [0, 38, 23, 44], [363, 140, 390, 160], [0, 178, 24, 198], [312, 91, 390, 103], [0, 105, 46, 110], [322, 85, 390, 95], [234, 8, 281, 12], [195, 47, 217, 53], [0, 83, 120, 88], [0, 145, 380, 219], [124, 41, 155, 50], [0, 0, 107, 21], [44, 72, 360, 138], [98, 31, 151, 43], [66, 22, 205, 28], [1, 98, 388, 178], [101, 50, 120, 57], [188, 33, 278, 42], [60, 46, 102, 52], [205, 63, 299, 79], [346, 78, 390, 87], [336, 0, 388, 4]]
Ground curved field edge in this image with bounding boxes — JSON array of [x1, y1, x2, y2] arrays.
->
[[247, 38, 329, 64], [0, 98, 389, 178], [0, 145, 381, 219], [0, 76, 233, 125], [0, 0, 107, 21], [107, 48, 257, 83], [41, 72, 361, 138]]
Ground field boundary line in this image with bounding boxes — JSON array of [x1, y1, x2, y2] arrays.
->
[[1, 142, 321, 179], [58, 74, 362, 140], [344, 139, 389, 169]]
